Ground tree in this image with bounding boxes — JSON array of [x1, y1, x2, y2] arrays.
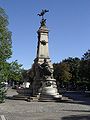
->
[[53, 57, 81, 90], [0, 7, 12, 103], [0, 8, 12, 61], [8, 60, 22, 85], [82, 49, 90, 60], [21, 69, 28, 82], [27, 65, 35, 85], [63, 58, 80, 79], [53, 62, 72, 89], [79, 50, 90, 90]]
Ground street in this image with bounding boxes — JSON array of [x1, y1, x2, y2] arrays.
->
[[0, 88, 90, 120]]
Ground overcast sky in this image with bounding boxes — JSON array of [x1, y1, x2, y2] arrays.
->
[[0, 0, 90, 69]]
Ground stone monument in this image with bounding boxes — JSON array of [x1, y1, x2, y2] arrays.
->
[[32, 10, 62, 101]]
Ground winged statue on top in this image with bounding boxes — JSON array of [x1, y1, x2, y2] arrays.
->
[[38, 9, 49, 26]]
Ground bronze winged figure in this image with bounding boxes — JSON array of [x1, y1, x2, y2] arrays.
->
[[38, 9, 49, 19]]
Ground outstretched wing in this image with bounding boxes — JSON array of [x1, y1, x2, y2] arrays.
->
[[45, 9, 49, 13], [37, 13, 42, 16], [38, 9, 49, 17]]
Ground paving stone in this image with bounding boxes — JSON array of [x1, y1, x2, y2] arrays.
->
[[0, 88, 90, 120]]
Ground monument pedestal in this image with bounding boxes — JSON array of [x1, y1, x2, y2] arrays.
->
[[39, 77, 62, 101]]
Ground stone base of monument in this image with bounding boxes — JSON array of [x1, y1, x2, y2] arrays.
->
[[12, 93, 72, 102], [11, 82, 72, 102], [16, 88, 32, 95], [39, 94, 62, 102], [12, 94, 28, 100], [11, 87, 33, 101], [12, 94, 39, 102], [38, 78, 63, 102], [11, 90, 72, 102]]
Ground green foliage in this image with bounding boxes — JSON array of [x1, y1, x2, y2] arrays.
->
[[82, 49, 90, 60], [0, 62, 10, 82], [53, 51, 90, 91], [0, 8, 12, 61], [0, 82, 6, 103], [79, 50, 90, 90], [0, 61, 10, 103], [63, 57, 80, 83], [53, 62, 72, 83], [21, 69, 28, 81], [9, 60, 22, 81], [27, 66, 35, 85], [0, 7, 12, 103], [60, 63, 72, 82]]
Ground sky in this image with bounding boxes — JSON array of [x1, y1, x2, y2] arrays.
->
[[0, 0, 90, 69]]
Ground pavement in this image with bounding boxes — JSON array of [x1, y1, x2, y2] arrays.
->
[[63, 91, 90, 105], [0, 88, 90, 120]]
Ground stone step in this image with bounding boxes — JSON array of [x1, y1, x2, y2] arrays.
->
[[39, 98, 58, 102], [39, 96, 73, 102], [61, 96, 73, 102], [10, 94, 39, 101], [12, 95, 29, 100], [27, 97, 39, 102], [8, 94, 73, 102]]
